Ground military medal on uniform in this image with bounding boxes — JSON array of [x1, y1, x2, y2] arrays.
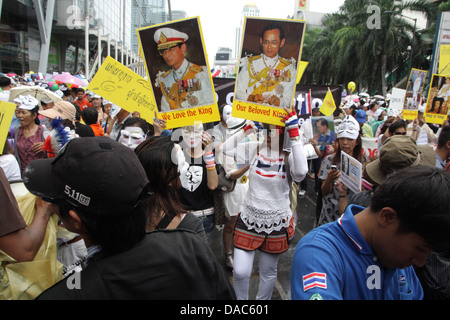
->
[[247, 54, 292, 104]]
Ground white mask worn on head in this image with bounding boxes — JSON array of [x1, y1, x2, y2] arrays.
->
[[182, 124, 203, 149], [336, 115, 359, 140], [120, 126, 146, 149]]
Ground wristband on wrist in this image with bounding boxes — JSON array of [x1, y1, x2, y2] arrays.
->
[[284, 111, 300, 139]]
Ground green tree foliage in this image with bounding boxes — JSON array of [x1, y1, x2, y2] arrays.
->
[[301, 0, 439, 96]]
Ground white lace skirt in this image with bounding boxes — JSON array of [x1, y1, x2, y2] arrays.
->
[[239, 198, 292, 234]]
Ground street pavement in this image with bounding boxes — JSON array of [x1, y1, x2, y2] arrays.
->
[[210, 174, 319, 300]]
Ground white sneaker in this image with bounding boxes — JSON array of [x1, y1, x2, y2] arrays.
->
[[298, 190, 306, 197]]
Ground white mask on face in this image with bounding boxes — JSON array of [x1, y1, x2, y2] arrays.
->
[[182, 124, 203, 149], [222, 105, 232, 124], [120, 126, 146, 149]]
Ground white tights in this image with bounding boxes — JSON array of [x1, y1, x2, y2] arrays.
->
[[232, 248, 280, 300]]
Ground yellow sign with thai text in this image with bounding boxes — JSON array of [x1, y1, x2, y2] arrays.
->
[[0, 101, 16, 153], [88, 56, 157, 124]]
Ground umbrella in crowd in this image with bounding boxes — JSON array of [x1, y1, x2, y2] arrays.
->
[[9, 86, 62, 107], [52, 73, 88, 87]]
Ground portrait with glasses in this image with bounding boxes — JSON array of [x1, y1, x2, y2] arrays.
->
[[234, 17, 306, 109]]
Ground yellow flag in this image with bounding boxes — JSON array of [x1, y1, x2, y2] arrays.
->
[[320, 88, 336, 116], [296, 61, 309, 84]]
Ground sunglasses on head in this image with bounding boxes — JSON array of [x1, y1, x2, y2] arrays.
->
[[393, 132, 407, 135]]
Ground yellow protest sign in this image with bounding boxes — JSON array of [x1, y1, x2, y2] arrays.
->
[[232, 101, 287, 126], [0, 101, 16, 153], [439, 45, 450, 75], [296, 61, 309, 84], [424, 74, 450, 125], [320, 88, 336, 116], [88, 56, 157, 124]]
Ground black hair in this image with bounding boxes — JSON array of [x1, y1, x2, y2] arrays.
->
[[81, 107, 98, 125], [437, 125, 450, 149], [135, 136, 186, 228], [0, 77, 11, 88], [75, 123, 95, 137], [317, 118, 328, 128], [77, 88, 85, 93], [260, 23, 285, 40], [28, 106, 41, 125], [371, 166, 450, 258], [123, 117, 152, 137], [72, 102, 82, 121], [388, 120, 407, 135], [56, 191, 149, 256]]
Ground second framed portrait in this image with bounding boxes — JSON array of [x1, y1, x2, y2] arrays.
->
[[232, 17, 306, 126]]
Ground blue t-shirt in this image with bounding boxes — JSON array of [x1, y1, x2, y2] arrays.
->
[[317, 129, 335, 151], [290, 205, 424, 300]]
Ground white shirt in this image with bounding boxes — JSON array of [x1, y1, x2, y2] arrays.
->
[[0, 90, 10, 102], [220, 129, 307, 233], [0, 154, 21, 182]]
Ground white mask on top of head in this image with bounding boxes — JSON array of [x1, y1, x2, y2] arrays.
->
[[336, 115, 360, 140], [120, 126, 146, 149]]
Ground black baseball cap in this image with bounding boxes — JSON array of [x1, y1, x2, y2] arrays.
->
[[23, 137, 149, 216]]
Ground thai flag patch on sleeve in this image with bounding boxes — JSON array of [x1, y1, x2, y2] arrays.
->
[[303, 272, 327, 292]]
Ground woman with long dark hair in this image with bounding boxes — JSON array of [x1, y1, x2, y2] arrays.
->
[[318, 115, 365, 226], [135, 136, 206, 240]]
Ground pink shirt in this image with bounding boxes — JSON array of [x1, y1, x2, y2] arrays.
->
[[16, 125, 45, 175]]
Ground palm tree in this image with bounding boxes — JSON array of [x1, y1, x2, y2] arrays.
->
[[302, 0, 437, 95]]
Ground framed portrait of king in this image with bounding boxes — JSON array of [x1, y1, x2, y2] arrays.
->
[[233, 17, 306, 126], [137, 17, 219, 129]]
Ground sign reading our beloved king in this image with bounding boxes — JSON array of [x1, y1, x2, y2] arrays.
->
[[233, 17, 306, 126], [137, 17, 219, 129]]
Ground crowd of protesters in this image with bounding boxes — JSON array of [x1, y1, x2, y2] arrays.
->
[[0, 72, 450, 301]]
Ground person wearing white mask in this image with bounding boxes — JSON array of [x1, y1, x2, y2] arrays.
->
[[318, 115, 366, 226], [118, 117, 150, 150], [176, 123, 218, 243]]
